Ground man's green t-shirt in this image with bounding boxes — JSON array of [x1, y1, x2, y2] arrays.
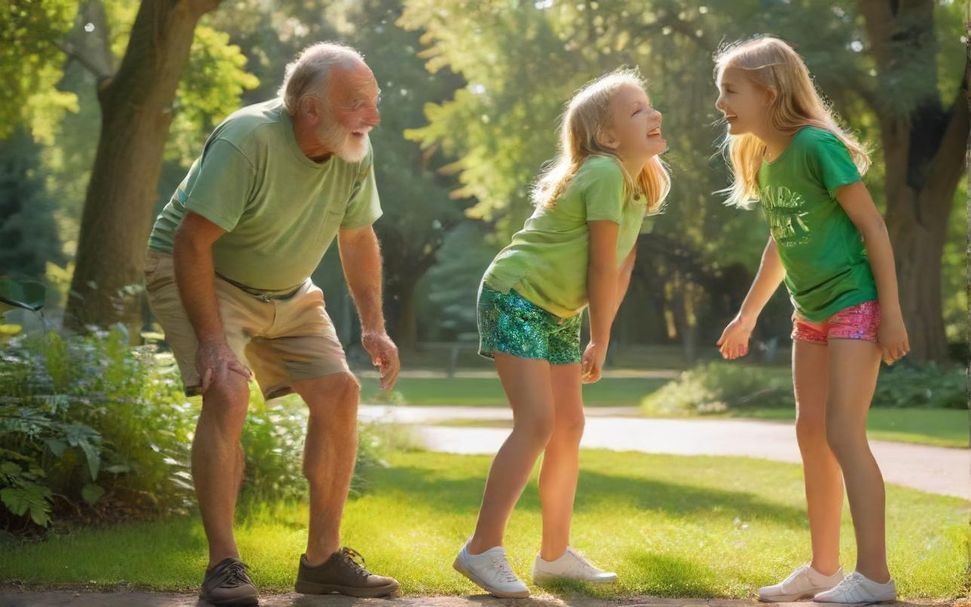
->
[[757, 126, 876, 322], [148, 99, 382, 291], [483, 155, 648, 318]]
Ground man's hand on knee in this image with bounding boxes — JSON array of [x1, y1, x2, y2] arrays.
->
[[197, 340, 252, 394]]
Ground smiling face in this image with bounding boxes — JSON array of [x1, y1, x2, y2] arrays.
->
[[715, 66, 773, 137], [600, 83, 666, 164], [315, 61, 382, 162]]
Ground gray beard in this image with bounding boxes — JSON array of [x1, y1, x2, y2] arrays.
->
[[318, 123, 369, 163]]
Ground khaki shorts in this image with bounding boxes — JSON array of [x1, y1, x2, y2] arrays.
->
[[144, 250, 350, 399]]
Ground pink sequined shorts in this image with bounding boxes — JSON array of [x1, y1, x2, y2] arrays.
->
[[792, 300, 880, 345]]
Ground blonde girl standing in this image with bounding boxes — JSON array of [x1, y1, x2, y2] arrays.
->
[[453, 69, 670, 598], [714, 36, 908, 604]]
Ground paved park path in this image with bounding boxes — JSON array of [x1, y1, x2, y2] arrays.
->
[[359, 405, 970, 500]]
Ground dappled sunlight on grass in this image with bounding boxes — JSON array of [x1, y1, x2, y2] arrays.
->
[[1, 450, 965, 599]]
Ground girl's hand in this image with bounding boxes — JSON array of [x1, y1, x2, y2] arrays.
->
[[581, 341, 608, 384], [877, 311, 909, 365], [717, 314, 755, 360]]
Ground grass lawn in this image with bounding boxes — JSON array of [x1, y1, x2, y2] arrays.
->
[[1, 450, 966, 599], [359, 376, 670, 407]]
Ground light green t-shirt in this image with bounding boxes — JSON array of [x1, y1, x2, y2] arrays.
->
[[757, 126, 876, 322], [148, 99, 382, 291], [483, 155, 648, 318]]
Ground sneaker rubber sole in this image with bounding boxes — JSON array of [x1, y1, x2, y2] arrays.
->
[[533, 570, 618, 585], [759, 589, 819, 602], [294, 578, 400, 598], [453, 554, 529, 598], [197, 591, 259, 606]]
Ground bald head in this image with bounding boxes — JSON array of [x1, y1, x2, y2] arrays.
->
[[279, 42, 368, 115], [283, 43, 381, 163]]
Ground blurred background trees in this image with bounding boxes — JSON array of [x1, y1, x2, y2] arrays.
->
[[0, 0, 966, 363]]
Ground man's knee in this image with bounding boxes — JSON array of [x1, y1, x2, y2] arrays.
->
[[200, 375, 251, 425], [305, 372, 360, 416], [334, 371, 361, 403]]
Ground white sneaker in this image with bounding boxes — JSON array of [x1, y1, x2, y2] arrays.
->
[[814, 571, 896, 604], [532, 547, 618, 584], [759, 564, 844, 602], [453, 541, 529, 598]]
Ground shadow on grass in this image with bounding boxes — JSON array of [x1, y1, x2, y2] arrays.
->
[[623, 551, 721, 597], [369, 464, 806, 528], [535, 551, 722, 599]]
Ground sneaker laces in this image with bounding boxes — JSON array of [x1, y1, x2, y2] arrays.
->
[[564, 547, 609, 576], [780, 564, 811, 589], [489, 554, 520, 584], [834, 572, 865, 596], [571, 548, 599, 571], [339, 547, 370, 578], [219, 560, 252, 588]]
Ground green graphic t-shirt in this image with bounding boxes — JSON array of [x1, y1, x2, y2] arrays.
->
[[757, 126, 876, 321], [483, 155, 649, 318], [148, 99, 382, 291]]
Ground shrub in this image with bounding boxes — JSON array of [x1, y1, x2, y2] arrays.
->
[[0, 327, 403, 532], [641, 361, 967, 416], [0, 326, 194, 531], [641, 362, 793, 416], [873, 364, 967, 409]]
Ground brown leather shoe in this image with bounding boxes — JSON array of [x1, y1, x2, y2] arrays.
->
[[295, 547, 400, 598], [199, 557, 259, 606]]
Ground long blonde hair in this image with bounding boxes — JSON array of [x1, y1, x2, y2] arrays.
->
[[532, 68, 670, 214], [714, 36, 870, 208]]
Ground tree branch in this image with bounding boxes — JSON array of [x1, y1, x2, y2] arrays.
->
[[858, 0, 896, 74], [53, 39, 111, 81], [920, 63, 970, 212], [55, 0, 116, 82]]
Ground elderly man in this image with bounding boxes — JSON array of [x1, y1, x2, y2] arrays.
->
[[145, 43, 400, 605]]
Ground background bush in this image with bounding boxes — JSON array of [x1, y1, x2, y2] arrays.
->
[[642, 361, 968, 416], [0, 327, 397, 533]]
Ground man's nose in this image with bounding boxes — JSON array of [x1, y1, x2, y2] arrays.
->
[[365, 107, 380, 128]]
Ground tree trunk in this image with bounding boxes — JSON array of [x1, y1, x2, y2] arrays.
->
[[858, 0, 970, 363], [879, 85, 968, 363], [375, 222, 443, 351], [64, 0, 221, 333]]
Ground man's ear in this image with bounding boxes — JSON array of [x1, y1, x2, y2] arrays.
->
[[299, 95, 322, 124]]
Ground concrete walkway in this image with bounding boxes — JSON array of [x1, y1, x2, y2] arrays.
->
[[359, 405, 971, 501], [0, 590, 961, 607]]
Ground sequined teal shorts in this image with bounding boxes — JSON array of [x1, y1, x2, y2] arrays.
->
[[477, 284, 582, 365]]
